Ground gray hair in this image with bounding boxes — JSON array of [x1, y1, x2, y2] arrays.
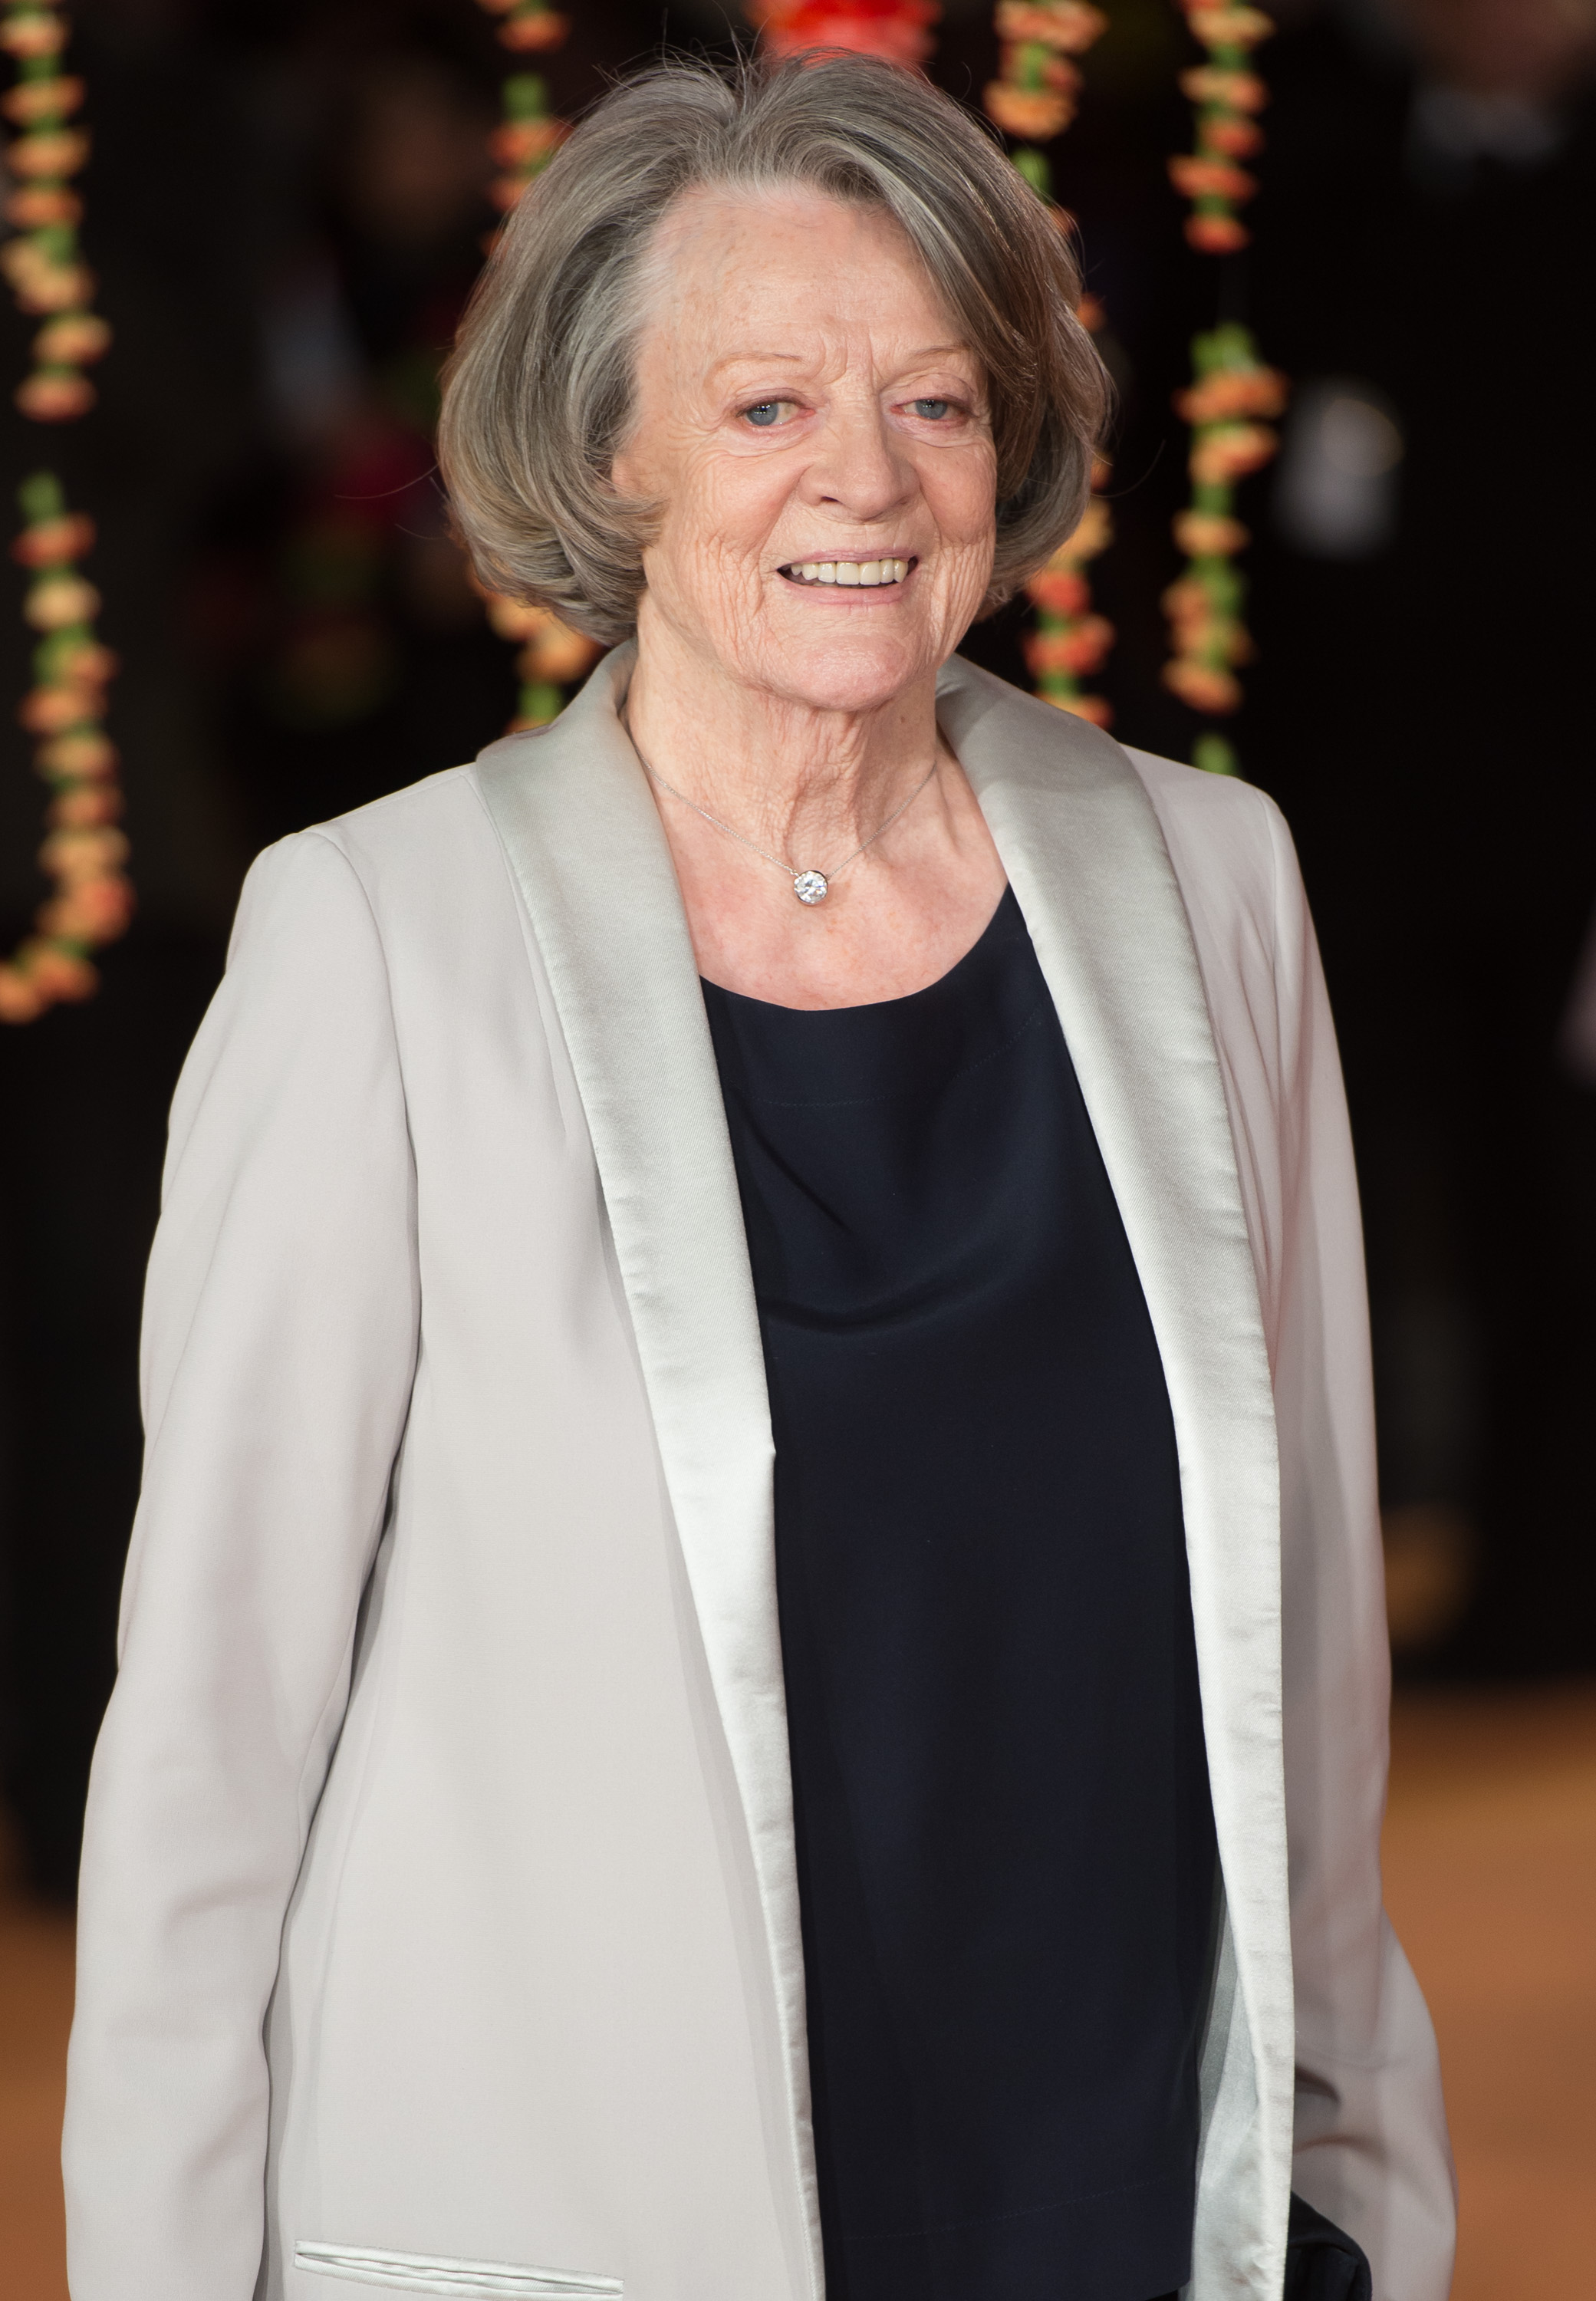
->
[[438, 51, 1111, 644]]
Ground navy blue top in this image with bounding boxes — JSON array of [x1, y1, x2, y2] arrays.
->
[[701, 888, 1217, 2301]]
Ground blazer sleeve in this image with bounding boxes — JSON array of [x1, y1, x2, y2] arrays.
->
[[62, 830, 421, 2301], [1259, 795, 1458, 2300]]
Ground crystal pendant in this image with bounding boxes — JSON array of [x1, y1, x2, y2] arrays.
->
[[792, 871, 829, 904]]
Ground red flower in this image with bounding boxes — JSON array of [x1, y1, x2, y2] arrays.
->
[[755, 0, 940, 65]]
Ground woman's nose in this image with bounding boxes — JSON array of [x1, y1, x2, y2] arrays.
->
[[805, 402, 915, 522]]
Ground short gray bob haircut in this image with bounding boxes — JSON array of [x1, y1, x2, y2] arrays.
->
[[438, 51, 1111, 645]]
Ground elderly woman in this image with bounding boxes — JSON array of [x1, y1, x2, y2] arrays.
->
[[64, 53, 1453, 2301]]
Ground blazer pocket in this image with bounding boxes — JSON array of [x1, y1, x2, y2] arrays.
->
[[295, 2242, 623, 2299]]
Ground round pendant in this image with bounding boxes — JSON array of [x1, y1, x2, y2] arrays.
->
[[792, 871, 829, 905]]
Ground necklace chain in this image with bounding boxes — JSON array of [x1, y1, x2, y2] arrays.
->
[[631, 740, 939, 906]]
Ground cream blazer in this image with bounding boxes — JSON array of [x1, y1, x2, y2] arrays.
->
[[64, 648, 1456, 2301]]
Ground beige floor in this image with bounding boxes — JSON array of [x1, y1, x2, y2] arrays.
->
[[1382, 1686, 1596, 2299], [2, 1685, 1593, 2300]]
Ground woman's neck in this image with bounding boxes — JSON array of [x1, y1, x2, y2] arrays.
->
[[618, 617, 1009, 1012], [620, 618, 941, 868]]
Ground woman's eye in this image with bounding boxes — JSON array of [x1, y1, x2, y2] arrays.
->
[[908, 397, 954, 420], [742, 400, 796, 429]]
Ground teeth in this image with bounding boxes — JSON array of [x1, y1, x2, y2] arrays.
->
[[788, 558, 910, 586]]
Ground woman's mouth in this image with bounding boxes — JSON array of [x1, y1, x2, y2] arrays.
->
[[778, 556, 914, 588]]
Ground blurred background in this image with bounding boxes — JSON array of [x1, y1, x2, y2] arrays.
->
[[0, 0, 1592, 2293]]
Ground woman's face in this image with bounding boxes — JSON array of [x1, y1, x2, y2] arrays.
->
[[611, 186, 998, 717]]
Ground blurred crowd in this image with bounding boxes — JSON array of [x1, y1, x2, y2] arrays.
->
[[1, 0, 1592, 1895]]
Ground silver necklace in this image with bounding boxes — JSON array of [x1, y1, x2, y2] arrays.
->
[[633, 746, 939, 905]]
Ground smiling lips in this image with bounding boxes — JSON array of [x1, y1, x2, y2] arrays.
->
[[780, 556, 913, 587]]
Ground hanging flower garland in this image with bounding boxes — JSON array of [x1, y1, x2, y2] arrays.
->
[[0, 0, 127, 1025], [984, 0, 1104, 143], [469, 0, 598, 723], [1168, 5, 1272, 254], [0, 475, 130, 1022], [0, 0, 111, 417], [1161, 323, 1285, 726], [1162, 0, 1284, 775], [984, 2, 1114, 727]]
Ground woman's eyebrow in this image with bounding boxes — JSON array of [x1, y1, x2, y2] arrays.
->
[[704, 342, 976, 385]]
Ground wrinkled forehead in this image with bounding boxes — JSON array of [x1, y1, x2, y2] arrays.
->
[[630, 182, 976, 388]]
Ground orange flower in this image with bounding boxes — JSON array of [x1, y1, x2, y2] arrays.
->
[[1042, 690, 1113, 727], [498, 8, 571, 48], [489, 118, 565, 167], [40, 825, 129, 882], [1162, 576, 1209, 621], [40, 874, 134, 943], [7, 127, 90, 179], [5, 184, 82, 227], [1176, 367, 1287, 423], [992, 0, 1107, 51], [1025, 568, 1091, 616], [1184, 5, 1274, 48], [1, 74, 84, 125], [1189, 421, 1278, 485], [1025, 615, 1114, 676], [0, 242, 95, 313], [1204, 116, 1263, 158], [1178, 66, 1266, 110], [16, 367, 96, 420], [1185, 212, 1250, 254], [24, 571, 100, 629], [983, 82, 1077, 139], [21, 939, 100, 995], [0, 15, 67, 58], [1029, 496, 1112, 578], [12, 510, 94, 565], [0, 964, 47, 1023], [36, 729, 117, 778], [35, 311, 110, 364], [18, 681, 97, 732], [521, 621, 600, 683], [483, 591, 544, 644], [55, 639, 117, 686], [1173, 509, 1249, 557], [1163, 659, 1242, 713], [1168, 153, 1255, 202], [49, 784, 122, 828]]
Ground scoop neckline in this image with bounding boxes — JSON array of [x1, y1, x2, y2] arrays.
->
[[699, 886, 1018, 1019]]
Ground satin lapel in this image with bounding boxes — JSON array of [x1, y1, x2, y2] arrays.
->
[[472, 648, 819, 2301], [936, 657, 1293, 2278]]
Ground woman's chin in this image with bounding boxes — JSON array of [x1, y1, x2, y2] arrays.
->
[[749, 625, 944, 717]]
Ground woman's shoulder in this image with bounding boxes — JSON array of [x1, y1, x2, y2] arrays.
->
[[1117, 741, 1300, 943], [222, 754, 550, 1043], [239, 756, 528, 938]]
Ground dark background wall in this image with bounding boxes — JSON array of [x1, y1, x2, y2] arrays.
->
[[2, 0, 1591, 1897]]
